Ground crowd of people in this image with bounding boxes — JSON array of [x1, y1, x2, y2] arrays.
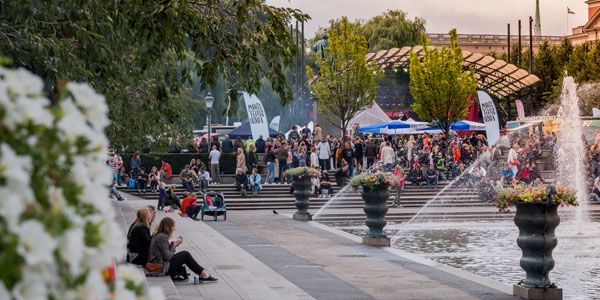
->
[[110, 121, 566, 205]]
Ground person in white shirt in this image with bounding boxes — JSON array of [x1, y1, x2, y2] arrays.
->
[[209, 145, 221, 184], [198, 168, 211, 192], [316, 137, 331, 171], [507, 143, 519, 175], [380, 142, 395, 171]]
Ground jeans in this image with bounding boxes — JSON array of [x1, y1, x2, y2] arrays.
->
[[168, 250, 204, 279], [136, 179, 147, 191], [426, 175, 439, 187], [158, 196, 166, 210], [251, 183, 260, 194], [186, 205, 202, 219], [267, 162, 275, 183], [394, 186, 403, 206], [278, 160, 287, 183], [346, 162, 354, 177], [182, 180, 194, 192], [591, 193, 600, 203], [319, 159, 328, 171], [210, 164, 220, 184], [367, 157, 375, 169], [110, 186, 123, 200], [198, 179, 208, 191]]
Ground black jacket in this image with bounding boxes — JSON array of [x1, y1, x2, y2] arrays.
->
[[255, 138, 266, 153], [127, 224, 151, 266], [222, 139, 234, 153]]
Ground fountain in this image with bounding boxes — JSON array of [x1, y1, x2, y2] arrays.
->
[[555, 76, 589, 230]]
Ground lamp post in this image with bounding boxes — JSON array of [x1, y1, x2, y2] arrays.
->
[[205, 93, 214, 140]]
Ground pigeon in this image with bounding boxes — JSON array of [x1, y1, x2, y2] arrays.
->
[[272, 209, 279, 215]]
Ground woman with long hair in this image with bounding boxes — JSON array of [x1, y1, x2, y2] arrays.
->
[[127, 207, 154, 266], [148, 217, 217, 282], [236, 148, 248, 173]]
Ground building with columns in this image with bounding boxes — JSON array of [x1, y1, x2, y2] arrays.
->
[[569, 0, 600, 44]]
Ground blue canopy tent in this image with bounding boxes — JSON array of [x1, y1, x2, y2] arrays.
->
[[227, 123, 280, 139], [424, 120, 486, 131], [358, 120, 427, 134]]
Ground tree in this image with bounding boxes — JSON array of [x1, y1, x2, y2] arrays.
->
[[0, 0, 308, 150], [409, 29, 478, 134], [530, 41, 560, 113], [356, 10, 426, 52], [306, 17, 382, 137]]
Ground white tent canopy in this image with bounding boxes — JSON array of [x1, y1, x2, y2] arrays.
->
[[350, 102, 391, 126]]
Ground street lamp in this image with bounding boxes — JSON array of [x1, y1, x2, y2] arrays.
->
[[205, 92, 214, 141]]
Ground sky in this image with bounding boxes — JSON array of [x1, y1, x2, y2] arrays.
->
[[266, 0, 589, 38]]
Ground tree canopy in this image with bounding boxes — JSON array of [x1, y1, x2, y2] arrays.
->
[[356, 10, 426, 52], [409, 29, 478, 134], [306, 17, 382, 137], [0, 0, 308, 150]]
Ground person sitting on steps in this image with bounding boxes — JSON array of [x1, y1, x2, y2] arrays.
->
[[180, 192, 201, 220], [235, 168, 249, 196], [319, 172, 333, 198], [148, 217, 217, 282], [248, 168, 262, 195]]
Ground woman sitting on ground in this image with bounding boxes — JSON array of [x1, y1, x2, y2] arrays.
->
[[127, 207, 154, 266], [319, 172, 333, 198], [148, 217, 217, 282], [180, 192, 201, 220]]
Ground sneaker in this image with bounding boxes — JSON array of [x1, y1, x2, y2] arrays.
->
[[197, 275, 218, 282], [172, 275, 188, 282]]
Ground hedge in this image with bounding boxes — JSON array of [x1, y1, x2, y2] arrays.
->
[[121, 153, 238, 175]]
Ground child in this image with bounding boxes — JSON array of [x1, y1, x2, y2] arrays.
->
[[157, 182, 167, 211]]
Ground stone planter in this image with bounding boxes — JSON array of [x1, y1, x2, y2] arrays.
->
[[361, 185, 390, 246], [292, 176, 312, 221], [513, 202, 562, 300]]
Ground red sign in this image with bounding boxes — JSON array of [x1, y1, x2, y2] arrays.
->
[[385, 110, 408, 120]]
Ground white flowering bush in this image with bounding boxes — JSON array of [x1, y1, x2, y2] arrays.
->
[[0, 67, 164, 300]]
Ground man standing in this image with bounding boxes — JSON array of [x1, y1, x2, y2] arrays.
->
[[255, 135, 266, 153], [209, 145, 221, 184], [276, 143, 289, 184], [221, 135, 234, 154], [317, 137, 331, 171], [365, 139, 376, 169], [342, 141, 356, 177], [288, 126, 300, 142]]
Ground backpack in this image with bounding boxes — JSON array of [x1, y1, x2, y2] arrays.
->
[[128, 178, 136, 189]]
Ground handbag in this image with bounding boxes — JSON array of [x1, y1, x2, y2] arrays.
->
[[145, 262, 164, 273]]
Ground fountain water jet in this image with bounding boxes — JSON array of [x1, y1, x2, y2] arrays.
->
[[556, 76, 589, 231]]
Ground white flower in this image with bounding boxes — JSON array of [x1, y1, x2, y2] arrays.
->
[[66, 82, 110, 132], [0, 190, 25, 229], [118, 265, 146, 286], [17, 220, 57, 266], [0, 281, 10, 300], [0, 144, 32, 187], [57, 99, 94, 141], [12, 272, 47, 300], [1, 67, 44, 97], [48, 186, 66, 210], [59, 228, 85, 275], [145, 286, 166, 300], [72, 271, 109, 300]]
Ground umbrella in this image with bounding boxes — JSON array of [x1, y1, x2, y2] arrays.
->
[[448, 120, 486, 131], [358, 120, 427, 133]]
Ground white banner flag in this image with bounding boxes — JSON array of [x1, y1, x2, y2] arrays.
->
[[477, 91, 500, 146], [243, 92, 270, 140], [270, 116, 280, 132]]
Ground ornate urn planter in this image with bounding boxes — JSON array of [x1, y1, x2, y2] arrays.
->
[[361, 185, 390, 246], [513, 202, 562, 300], [292, 176, 312, 221]]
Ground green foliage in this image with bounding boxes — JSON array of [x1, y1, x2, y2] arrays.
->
[[0, 0, 308, 150], [356, 10, 426, 52], [306, 17, 382, 137], [409, 29, 477, 133]]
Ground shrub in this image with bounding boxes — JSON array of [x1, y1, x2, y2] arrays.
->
[[122, 153, 238, 174]]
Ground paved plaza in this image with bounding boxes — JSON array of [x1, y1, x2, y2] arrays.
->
[[115, 193, 517, 300]]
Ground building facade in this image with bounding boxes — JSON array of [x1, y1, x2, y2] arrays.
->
[[427, 33, 562, 55], [569, 0, 600, 45]]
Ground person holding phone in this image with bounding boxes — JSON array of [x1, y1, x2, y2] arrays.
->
[[148, 217, 217, 282]]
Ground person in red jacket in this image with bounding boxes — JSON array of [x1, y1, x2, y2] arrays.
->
[[160, 159, 173, 182], [180, 192, 201, 220]]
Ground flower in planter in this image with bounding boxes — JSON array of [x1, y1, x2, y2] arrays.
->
[[496, 184, 577, 212], [283, 167, 321, 179], [349, 171, 399, 191]]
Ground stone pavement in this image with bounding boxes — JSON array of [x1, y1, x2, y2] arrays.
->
[[114, 193, 516, 300]]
